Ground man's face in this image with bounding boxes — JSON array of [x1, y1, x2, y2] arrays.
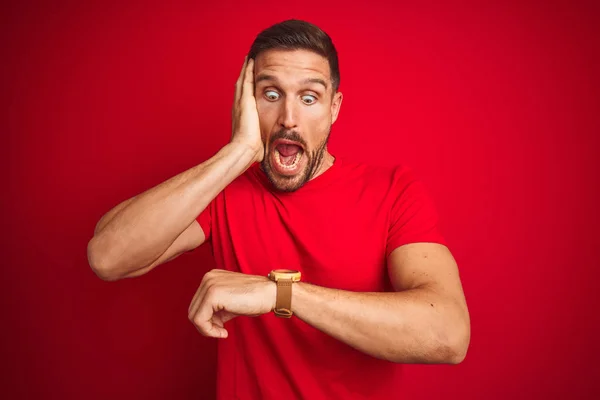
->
[[254, 49, 343, 192]]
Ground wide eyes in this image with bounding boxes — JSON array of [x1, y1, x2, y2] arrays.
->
[[264, 90, 317, 105], [301, 95, 316, 105], [265, 90, 280, 101]]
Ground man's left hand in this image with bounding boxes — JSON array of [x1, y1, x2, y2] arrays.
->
[[188, 269, 276, 338]]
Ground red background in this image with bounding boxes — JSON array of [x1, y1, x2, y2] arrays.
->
[[3, 1, 599, 399]]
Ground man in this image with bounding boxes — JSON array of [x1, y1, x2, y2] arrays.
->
[[88, 19, 470, 400]]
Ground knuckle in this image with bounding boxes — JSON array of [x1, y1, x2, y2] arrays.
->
[[193, 319, 208, 335], [194, 322, 207, 335], [207, 268, 224, 279], [193, 315, 202, 326], [204, 269, 217, 280], [205, 285, 219, 299], [195, 327, 207, 337]]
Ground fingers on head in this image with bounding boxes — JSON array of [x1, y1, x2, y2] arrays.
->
[[243, 58, 254, 92], [235, 56, 249, 102]]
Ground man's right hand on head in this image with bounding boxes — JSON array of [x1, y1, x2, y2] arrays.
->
[[230, 56, 264, 163]]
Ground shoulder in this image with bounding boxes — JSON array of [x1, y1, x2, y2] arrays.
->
[[339, 158, 437, 217], [338, 157, 419, 191]]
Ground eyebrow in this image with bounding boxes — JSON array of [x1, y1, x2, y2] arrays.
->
[[255, 74, 328, 90]]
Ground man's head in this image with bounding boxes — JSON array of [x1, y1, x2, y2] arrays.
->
[[248, 20, 343, 192]]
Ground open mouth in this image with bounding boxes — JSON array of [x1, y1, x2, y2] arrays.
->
[[273, 141, 304, 171]]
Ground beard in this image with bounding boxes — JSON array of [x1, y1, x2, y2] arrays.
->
[[261, 128, 331, 192]]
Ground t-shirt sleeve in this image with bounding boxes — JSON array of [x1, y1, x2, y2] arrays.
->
[[386, 169, 447, 258]]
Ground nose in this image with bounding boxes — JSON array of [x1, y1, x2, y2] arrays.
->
[[277, 97, 298, 130]]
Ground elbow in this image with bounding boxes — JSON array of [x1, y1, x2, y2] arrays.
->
[[386, 307, 471, 365], [386, 324, 470, 365], [412, 327, 468, 365], [93, 268, 122, 282], [87, 237, 122, 282], [414, 312, 470, 365], [446, 336, 469, 365], [442, 314, 471, 365]]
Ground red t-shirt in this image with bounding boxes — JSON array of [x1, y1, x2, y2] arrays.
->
[[196, 155, 446, 400]]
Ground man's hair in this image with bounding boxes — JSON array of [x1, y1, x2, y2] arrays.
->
[[248, 19, 340, 92]]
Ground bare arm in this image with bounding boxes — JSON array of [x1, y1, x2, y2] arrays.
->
[[187, 243, 470, 362], [93, 196, 136, 236], [291, 243, 471, 364], [87, 142, 257, 280], [87, 57, 262, 281]]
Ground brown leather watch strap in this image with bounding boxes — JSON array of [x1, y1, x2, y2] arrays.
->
[[274, 279, 293, 318]]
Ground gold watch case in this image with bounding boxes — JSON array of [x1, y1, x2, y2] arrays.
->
[[268, 269, 302, 282]]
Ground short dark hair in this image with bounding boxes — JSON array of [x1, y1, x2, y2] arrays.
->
[[248, 19, 340, 92]]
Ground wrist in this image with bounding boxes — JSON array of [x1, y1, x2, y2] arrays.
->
[[268, 269, 302, 318], [291, 281, 306, 314], [228, 140, 262, 163], [267, 278, 277, 311]]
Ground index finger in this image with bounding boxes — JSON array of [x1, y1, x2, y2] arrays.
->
[[235, 56, 248, 103], [194, 298, 228, 339]]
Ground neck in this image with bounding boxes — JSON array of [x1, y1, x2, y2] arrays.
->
[[311, 149, 335, 180]]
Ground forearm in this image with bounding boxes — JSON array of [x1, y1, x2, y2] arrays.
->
[[88, 142, 257, 273], [292, 282, 470, 364]]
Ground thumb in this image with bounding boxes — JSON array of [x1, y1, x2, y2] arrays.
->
[[208, 325, 228, 339]]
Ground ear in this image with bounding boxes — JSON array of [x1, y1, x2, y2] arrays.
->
[[330, 91, 343, 125]]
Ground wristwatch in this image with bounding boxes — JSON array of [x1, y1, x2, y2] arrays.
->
[[268, 269, 301, 318]]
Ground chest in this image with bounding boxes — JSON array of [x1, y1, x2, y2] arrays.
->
[[212, 187, 391, 291]]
